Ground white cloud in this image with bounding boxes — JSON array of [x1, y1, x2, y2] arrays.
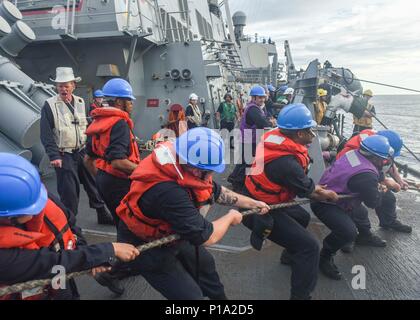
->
[[228, 0, 420, 94]]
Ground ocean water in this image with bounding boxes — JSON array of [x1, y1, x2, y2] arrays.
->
[[341, 95, 420, 171]]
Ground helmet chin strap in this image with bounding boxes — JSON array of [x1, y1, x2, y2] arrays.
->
[[360, 148, 384, 168], [0, 217, 19, 226], [161, 144, 184, 180], [382, 163, 392, 174], [359, 148, 373, 158], [199, 171, 211, 181]]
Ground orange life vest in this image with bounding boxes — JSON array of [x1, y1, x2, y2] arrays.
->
[[236, 98, 244, 117], [0, 198, 76, 300], [86, 107, 141, 179], [166, 107, 187, 137], [245, 129, 311, 204], [337, 129, 376, 159], [116, 142, 214, 241]]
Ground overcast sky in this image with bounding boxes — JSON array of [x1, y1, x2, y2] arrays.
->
[[228, 0, 420, 95]]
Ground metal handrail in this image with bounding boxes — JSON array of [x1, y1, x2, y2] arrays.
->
[[65, 0, 70, 34], [0, 81, 42, 112], [14, 0, 53, 4], [71, 0, 76, 35], [15, 0, 186, 42], [22, 11, 129, 22], [125, 0, 131, 31], [17, 1, 154, 27]]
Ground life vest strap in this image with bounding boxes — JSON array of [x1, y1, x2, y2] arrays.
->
[[125, 200, 161, 228], [249, 175, 279, 195], [43, 216, 70, 251]]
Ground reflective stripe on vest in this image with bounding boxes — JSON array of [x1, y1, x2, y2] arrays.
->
[[47, 95, 88, 152], [264, 134, 285, 145], [360, 134, 369, 141], [345, 150, 362, 168]]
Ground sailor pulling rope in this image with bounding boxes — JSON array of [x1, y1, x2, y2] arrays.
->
[[0, 195, 354, 297]]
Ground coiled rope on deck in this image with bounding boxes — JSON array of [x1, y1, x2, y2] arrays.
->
[[0, 195, 353, 297]]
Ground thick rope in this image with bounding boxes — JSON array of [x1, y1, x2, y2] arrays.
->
[[0, 234, 181, 297], [343, 76, 420, 94], [406, 179, 420, 189], [368, 112, 420, 163], [0, 195, 352, 297]]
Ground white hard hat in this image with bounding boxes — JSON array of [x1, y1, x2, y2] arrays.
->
[[189, 93, 199, 101], [284, 88, 295, 95]]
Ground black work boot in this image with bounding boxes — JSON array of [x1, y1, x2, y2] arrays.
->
[[340, 242, 354, 254], [96, 207, 114, 225], [381, 220, 412, 233], [280, 249, 293, 266], [94, 273, 125, 296], [319, 251, 342, 280], [355, 232, 387, 247]]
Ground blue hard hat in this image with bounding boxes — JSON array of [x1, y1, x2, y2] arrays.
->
[[250, 85, 267, 97], [175, 127, 225, 173], [378, 130, 403, 157], [267, 84, 276, 92], [360, 135, 393, 160], [102, 78, 136, 100], [277, 103, 317, 130], [278, 85, 288, 94], [0, 153, 48, 218], [93, 89, 104, 98]]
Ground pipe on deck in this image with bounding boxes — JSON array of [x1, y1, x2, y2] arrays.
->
[[0, 132, 32, 160], [0, 83, 40, 148], [30, 142, 51, 175], [0, 56, 53, 110]]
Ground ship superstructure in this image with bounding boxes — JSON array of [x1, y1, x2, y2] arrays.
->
[[0, 0, 280, 173]]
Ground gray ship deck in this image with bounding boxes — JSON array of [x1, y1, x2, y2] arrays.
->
[[42, 164, 420, 300]]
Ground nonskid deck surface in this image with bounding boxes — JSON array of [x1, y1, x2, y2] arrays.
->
[[42, 165, 420, 300]]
